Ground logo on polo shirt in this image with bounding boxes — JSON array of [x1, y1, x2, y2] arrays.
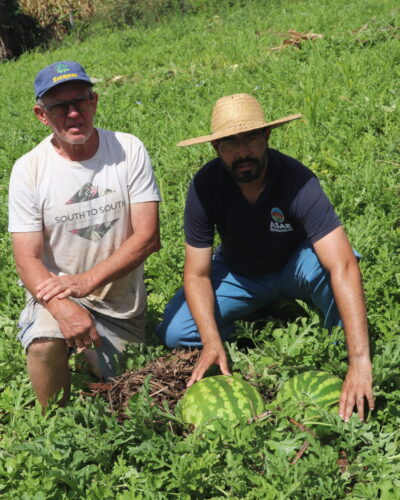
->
[[270, 207, 293, 233]]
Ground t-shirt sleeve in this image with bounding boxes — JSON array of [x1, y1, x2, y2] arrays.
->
[[184, 179, 214, 248], [127, 138, 161, 203], [291, 176, 341, 244], [8, 158, 43, 233]]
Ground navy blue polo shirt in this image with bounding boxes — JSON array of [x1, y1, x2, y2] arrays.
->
[[184, 148, 341, 278]]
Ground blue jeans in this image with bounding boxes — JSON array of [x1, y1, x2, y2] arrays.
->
[[156, 242, 345, 348]]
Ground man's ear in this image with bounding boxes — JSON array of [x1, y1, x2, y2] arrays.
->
[[265, 127, 271, 140], [33, 105, 50, 126], [211, 140, 218, 153], [91, 91, 99, 113]]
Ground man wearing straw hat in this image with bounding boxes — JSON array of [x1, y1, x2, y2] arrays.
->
[[157, 93, 373, 421]]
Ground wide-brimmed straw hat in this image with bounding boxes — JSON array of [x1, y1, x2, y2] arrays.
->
[[177, 93, 302, 147]]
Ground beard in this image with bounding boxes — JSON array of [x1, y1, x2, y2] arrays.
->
[[60, 125, 95, 145], [227, 155, 267, 184]]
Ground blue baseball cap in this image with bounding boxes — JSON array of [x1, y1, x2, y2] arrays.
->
[[34, 60, 93, 99]]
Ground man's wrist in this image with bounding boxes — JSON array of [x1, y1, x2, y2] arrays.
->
[[202, 334, 224, 349], [44, 296, 73, 317], [81, 271, 97, 295], [348, 355, 372, 369]]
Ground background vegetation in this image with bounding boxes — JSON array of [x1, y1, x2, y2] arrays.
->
[[0, 0, 399, 497]]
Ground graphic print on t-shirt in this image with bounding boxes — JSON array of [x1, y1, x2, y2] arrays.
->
[[55, 182, 126, 242], [66, 182, 114, 205], [68, 219, 119, 242], [269, 207, 293, 233]]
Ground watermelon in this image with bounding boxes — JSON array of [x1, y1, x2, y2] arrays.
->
[[276, 371, 342, 437], [179, 375, 264, 431]]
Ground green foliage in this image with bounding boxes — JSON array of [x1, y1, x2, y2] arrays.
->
[[1, 0, 399, 497], [90, 0, 195, 30]]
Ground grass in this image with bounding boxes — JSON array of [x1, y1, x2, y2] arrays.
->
[[0, 0, 399, 497]]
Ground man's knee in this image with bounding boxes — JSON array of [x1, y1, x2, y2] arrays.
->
[[27, 338, 68, 363], [156, 288, 197, 348], [156, 304, 202, 348], [155, 320, 181, 349], [26, 338, 71, 408]]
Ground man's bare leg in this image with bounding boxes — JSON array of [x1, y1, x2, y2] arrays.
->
[[27, 338, 71, 408]]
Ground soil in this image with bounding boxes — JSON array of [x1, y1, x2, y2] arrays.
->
[[84, 348, 201, 420], [83, 348, 276, 421]]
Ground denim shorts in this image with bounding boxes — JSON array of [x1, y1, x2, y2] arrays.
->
[[17, 296, 145, 380]]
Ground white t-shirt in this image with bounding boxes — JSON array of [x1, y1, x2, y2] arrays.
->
[[8, 128, 161, 319]]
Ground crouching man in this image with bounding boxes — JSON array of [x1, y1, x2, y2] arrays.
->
[[157, 93, 373, 422]]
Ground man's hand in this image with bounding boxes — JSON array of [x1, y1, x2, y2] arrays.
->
[[183, 245, 231, 388], [187, 340, 231, 387], [36, 272, 94, 301], [313, 229, 374, 423], [50, 299, 101, 350], [339, 359, 374, 422]]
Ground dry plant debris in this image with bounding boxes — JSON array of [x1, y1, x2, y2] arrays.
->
[[84, 348, 201, 419], [83, 348, 275, 422], [337, 450, 349, 474], [351, 22, 371, 34], [269, 30, 323, 51]]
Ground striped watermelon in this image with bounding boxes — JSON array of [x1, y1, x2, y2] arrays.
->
[[180, 375, 264, 430], [276, 371, 342, 436]]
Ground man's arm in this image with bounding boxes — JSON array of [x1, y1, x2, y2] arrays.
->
[[12, 231, 100, 350], [184, 244, 231, 387], [313, 226, 374, 421], [36, 201, 160, 301]]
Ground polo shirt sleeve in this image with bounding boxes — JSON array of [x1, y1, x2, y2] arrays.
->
[[291, 176, 342, 244], [184, 178, 214, 248]]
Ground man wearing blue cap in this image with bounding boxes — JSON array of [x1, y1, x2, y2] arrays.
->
[[8, 61, 161, 407]]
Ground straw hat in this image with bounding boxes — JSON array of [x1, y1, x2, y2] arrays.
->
[[177, 93, 302, 147]]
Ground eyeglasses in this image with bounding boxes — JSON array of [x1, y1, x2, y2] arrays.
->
[[43, 94, 94, 117], [217, 130, 265, 153]]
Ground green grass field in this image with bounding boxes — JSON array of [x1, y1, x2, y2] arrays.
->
[[0, 0, 399, 497]]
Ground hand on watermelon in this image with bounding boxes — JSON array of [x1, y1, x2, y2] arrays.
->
[[187, 339, 231, 387], [339, 359, 374, 422]]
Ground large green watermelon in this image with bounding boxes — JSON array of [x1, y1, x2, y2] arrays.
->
[[276, 371, 342, 436], [180, 375, 264, 430]]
